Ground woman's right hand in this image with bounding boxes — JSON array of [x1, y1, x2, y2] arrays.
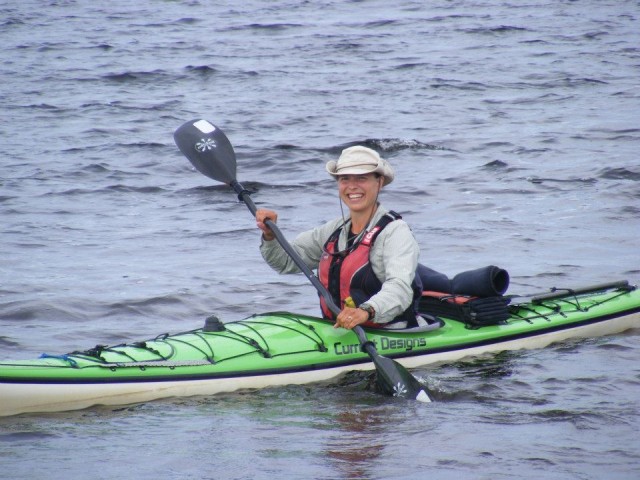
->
[[256, 208, 278, 241]]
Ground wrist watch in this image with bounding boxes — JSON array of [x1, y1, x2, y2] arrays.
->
[[358, 304, 375, 321]]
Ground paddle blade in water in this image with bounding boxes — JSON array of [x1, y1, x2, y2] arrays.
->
[[370, 350, 432, 403], [173, 119, 237, 184]]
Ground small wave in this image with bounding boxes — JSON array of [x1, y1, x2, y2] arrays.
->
[[0, 336, 20, 348], [62, 141, 168, 155], [476, 141, 513, 149], [102, 70, 174, 83], [178, 184, 246, 197], [176, 17, 200, 25], [529, 409, 613, 429], [530, 271, 571, 280], [363, 20, 398, 28], [91, 43, 113, 51], [273, 144, 299, 151], [431, 78, 488, 91], [119, 141, 168, 151], [81, 163, 111, 173], [328, 40, 362, 51], [509, 92, 573, 104], [76, 99, 181, 112], [599, 167, 640, 181], [464, 25, 529, 35], [1, 17, 25, 27], [583, 31, 609, 40], [514, 146, 551, 155], [104, 185, 165, 194], [273, 139, 448, 155], [185, 65, 218, 76], [426, 14, 477, 22], [226, 23, 303, 32], [482, 160, 508, 169], [24, 103, 61, 110], [521, 457, 556, 467], [606, 131, 640, 141], [509, 77, 607, 90], [37, 43, 66, 52], [526, 176, 597, 185], [103, 72, 139, 82], [41, 184, 167, 197], [103, 294, 191, 319], [564, 77, 608, 86], [339, 138, 448, 153], [607, 205, 640, 221], [0, 432, 59, 442], [596, 342, 633, 352], [0, 301, 89, 322], [394, 62, 429, 70], [521, 39, 550, 45], [108, 295, 185, 309]]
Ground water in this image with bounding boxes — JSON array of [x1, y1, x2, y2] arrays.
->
[[1, 1, 639, 478]]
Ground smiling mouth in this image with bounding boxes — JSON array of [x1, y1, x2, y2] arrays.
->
[[347, 193, 364, 200]]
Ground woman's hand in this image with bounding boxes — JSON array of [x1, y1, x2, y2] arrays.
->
[[334, 307, 370, 329], [256, 208, 278, 241]]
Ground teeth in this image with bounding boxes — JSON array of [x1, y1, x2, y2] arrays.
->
[[348, 193, 363, 199]]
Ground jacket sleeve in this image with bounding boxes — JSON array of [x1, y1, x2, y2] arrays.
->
[[259, 219, 341, 274], [365, 220, 420, 324]]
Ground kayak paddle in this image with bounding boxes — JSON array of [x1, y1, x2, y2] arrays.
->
[[508, 280, 632, 305], [174, 119, 431, 403]]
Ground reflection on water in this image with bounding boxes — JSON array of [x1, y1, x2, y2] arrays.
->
[[326, 408, 386, 479]]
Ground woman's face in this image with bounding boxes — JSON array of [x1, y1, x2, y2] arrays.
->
[[337, 173, 382, 214]]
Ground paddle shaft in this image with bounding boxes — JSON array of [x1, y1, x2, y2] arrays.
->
[[230, 180, 370, 344], [509, 280, 631, 305]]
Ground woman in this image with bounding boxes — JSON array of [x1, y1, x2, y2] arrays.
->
[[256, 146, 423, 330]]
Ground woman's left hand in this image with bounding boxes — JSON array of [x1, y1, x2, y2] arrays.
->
[[334, 307, 369, 329]]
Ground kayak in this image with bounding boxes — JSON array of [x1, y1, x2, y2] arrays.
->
[[1, 280, 638, 416]]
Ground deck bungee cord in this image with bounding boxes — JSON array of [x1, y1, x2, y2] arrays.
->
[[25, 315, 332, 371], [509, 282, 636, 323]]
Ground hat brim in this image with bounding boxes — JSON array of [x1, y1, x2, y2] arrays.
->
[[326, 160, 394, 186]]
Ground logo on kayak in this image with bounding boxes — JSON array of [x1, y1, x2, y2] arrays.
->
[[380, 337, 426, 351], [195, 138, 217, 152], [333, 337, 426, 356]]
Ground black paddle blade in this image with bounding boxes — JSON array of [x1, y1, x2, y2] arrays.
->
[[366, 347, 432, 403], [173, 119, 237, 184]]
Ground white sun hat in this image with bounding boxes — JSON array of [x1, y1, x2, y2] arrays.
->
[[325, 146, 394, 186]]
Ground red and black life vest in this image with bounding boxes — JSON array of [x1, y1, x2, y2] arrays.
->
[[318, 211, 422, 327]]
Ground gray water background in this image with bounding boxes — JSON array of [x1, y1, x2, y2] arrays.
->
[[1, 1, 639, 479]]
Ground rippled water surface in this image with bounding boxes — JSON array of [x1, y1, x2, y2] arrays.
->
[[1, 1, 639, 479]]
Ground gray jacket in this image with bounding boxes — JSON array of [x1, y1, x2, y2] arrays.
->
[[259, 206, 419, 324]]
